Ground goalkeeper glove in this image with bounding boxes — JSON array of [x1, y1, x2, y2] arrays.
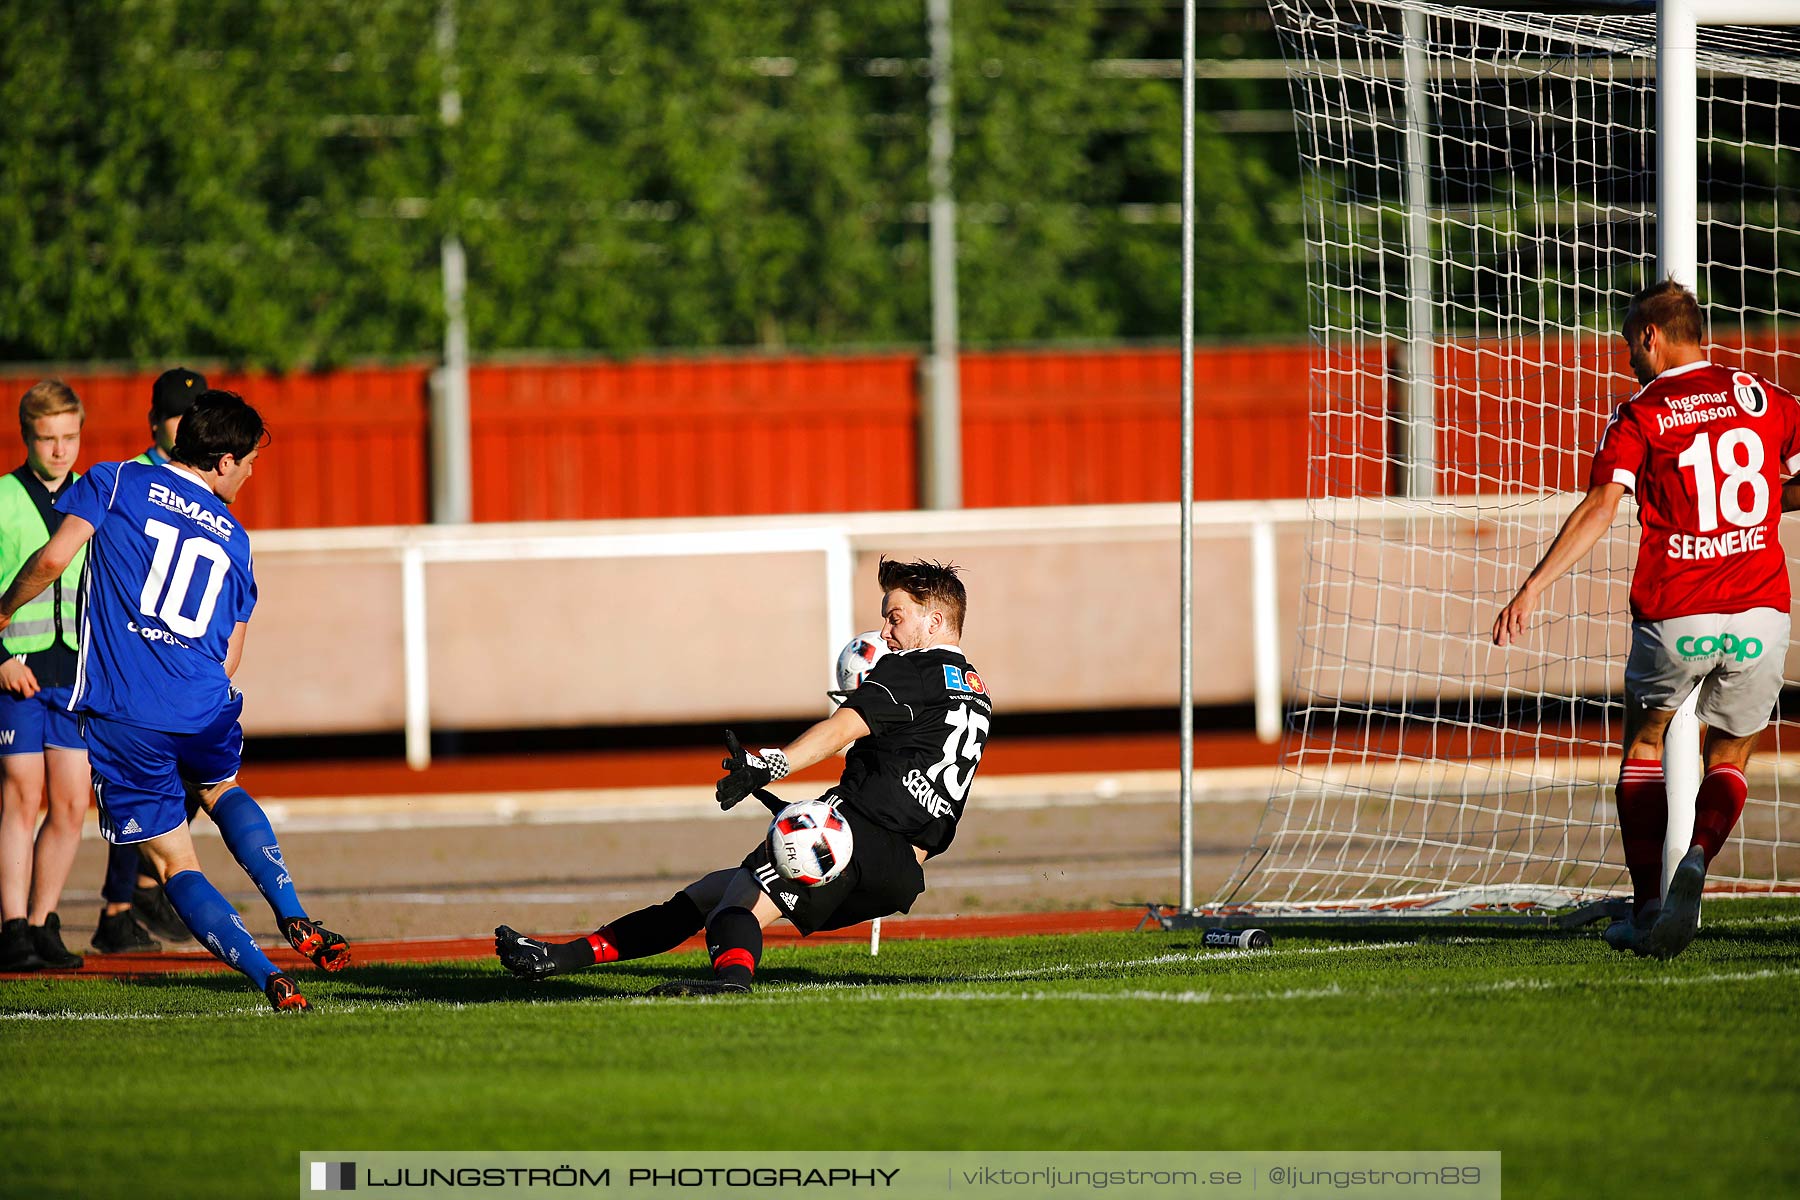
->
[[715, 729, 790, 811]]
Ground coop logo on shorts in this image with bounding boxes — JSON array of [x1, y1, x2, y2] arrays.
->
[[1676, 633, 1763, 662], [943, 665, 986, 694], [308, 1161, 356, 1191], [1731, 371, 1769, 416]]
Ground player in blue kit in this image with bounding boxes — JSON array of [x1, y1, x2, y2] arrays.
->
[[0, 391, 349, 1011]]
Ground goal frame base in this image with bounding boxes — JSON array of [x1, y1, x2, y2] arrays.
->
[[1134, 897, 1630, 933]]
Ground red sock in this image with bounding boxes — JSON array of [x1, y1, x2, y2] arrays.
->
[[1616, 759, 1667, 914], [583, 928, 622, 965], [1692, 765, 1748, 866], [531, 892, 708, 975]]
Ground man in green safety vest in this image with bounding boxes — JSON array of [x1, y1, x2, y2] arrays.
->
[[0, 381, 93, 970], [91, 367, 211, 953]]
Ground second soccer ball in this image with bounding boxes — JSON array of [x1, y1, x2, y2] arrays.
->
[[833, 630, 889, 697]]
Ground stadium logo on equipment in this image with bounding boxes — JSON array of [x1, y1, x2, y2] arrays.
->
[[943, 665, 985, 694], [1677, 633, 1762, 662], [1731, 371, 1768, 416]]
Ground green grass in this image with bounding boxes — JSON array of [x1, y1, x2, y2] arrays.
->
[[5, 901, 1799, 1199]]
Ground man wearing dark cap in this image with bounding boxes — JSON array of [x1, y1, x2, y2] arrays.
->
[[140, 367, 206, 466], [89, 367, 210, 953]]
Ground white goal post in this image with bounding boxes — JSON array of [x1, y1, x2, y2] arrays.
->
[[1200, 0, 1800, 919]]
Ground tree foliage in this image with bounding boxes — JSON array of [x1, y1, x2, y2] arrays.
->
[[0, 0, 1305, 367]]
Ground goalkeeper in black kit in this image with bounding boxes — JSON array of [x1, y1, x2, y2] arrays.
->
[[495, 558, 992, 996]]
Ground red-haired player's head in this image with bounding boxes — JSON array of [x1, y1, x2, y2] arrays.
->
[[1622, 278, 1706, 385]]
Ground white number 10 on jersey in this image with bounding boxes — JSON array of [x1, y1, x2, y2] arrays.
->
[[139, 518, 231, 638]]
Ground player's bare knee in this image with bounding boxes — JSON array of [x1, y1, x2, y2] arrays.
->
[[193, 777, 239, 813], [0, 784, 45, 822], [749, 890, 783, 928], [1623, 705, 1677, 760], [137, 832, 201, 883], [145, 854, 201, 885], [46, 788, 86, 824], [1702, 728, 1759, 773], [708, 869, 766, 923]]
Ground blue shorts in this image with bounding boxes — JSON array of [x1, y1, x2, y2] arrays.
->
[[86, 695, 244, 846], [0, 686, 85, 756]]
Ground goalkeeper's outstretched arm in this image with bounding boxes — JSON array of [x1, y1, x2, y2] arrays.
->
[[778, 706, 872, 774], [1493, 482, 1626, 647], [716, 707, 872, 811]]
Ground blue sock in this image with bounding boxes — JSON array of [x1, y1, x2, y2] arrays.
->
[[163, 870, 277, 989], [210, 787, 306, 923]]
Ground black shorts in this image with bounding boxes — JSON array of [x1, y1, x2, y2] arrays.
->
[[740, 796, 926, 936]]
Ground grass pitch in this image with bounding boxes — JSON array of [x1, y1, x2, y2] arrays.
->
[[4, 900, 1798, 1200]]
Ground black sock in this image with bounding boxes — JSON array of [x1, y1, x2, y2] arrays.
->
[[706, 906, 762, 987], [545, 938, 600, 973], [549, 891, 705, 971]]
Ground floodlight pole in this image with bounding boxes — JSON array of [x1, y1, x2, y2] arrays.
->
[[433, 0, 473, 525], [1178, 0, 1196, 914], [1400, 5, 1436, 500], [923, 0, 962, 510]]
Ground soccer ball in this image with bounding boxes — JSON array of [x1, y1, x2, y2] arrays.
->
[[767, 799, 854, 886], [834, 630, 888, 695]]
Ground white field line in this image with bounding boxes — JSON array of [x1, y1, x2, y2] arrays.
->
[[10, 964, 1795, 1023], [742, 965, 1800, 1008], [7, 960, 1795, 1025], [24, 939, 1799, 1024], [940, 940, 1416, 983], [0, 944, 1413, 1023], [7, 916, 1794, 1022]]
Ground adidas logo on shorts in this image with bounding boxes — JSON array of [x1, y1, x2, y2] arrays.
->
[[777, 892, 797, 910], [121, 818, 142, 836]]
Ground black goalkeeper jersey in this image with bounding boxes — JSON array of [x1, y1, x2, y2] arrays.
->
[[836, 645, 992, 857]]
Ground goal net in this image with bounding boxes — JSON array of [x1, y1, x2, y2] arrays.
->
[[1217, 0, 1800, 916]]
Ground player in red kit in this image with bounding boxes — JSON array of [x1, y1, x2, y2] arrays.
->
[[1495, 279, 1800, 959]]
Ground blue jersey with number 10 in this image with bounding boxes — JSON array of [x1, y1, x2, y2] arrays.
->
[[57, 461, 257, 733]]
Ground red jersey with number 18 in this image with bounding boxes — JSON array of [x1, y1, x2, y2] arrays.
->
[[1588, 360, 1800, 622]]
